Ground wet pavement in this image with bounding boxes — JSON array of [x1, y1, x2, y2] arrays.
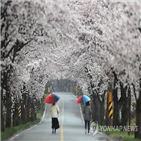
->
[[7, 92, 119, 141]]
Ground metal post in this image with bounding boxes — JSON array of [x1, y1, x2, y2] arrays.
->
[[108, 82, 113, 126]]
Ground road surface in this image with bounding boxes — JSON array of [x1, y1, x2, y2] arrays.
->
[[8, 92, 118, 141]]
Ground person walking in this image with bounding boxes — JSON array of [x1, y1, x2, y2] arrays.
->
[[50, 102, 60, 134], [84, 101, 91, 135]]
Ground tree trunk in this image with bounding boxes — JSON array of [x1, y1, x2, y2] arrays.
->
[[106, 92, 109, 126], [27, 95, 32, 122], [91, 94, 101, 123], [0, 50, 5, 131], [6, 97, 12, 128], [22, 87, 28, 124], [1, 88, 5, 131], [135, 78, 141, 139], [113, 88, 120, 126], [112, 70, 120, 126], [5, 65, 13, 128], [128, 86, 131, 136], [21, 102, 27, 124], [100, 100, 105, 125], [135, 94, 141, 139], [13, 102, 18, 126], [31, 99, 36, 121], [120, 82, 128, 128]]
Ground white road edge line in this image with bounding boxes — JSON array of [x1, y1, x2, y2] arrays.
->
[[9, 105, 46, 141], [40, 105, 46, 124], [73, 95, 84, 123]]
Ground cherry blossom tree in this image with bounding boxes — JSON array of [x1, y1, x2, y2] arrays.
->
[[1, 0, 141, 139], [62, 0, 141, 136]]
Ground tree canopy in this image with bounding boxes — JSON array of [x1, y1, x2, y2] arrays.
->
[[1, 0, 141, 101]]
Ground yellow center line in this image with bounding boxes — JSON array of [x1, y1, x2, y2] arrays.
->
[[61, 96, 64, 141]]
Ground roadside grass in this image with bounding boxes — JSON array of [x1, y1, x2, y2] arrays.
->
[[103, 118, 141, 141], [1, 120, 40, 140], [105, 130, 141, 141], [1, 94, 48, 140]]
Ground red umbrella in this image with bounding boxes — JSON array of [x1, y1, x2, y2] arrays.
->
[[45, 94, 60, 104], [76, 95, 91, 104]]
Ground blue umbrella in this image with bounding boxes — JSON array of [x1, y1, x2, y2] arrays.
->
[[76, 95, 91, 103]]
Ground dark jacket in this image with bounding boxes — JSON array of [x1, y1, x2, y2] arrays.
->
[[84, 105, 91, 121]]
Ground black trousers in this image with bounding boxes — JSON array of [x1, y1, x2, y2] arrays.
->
[[85, 120, 90, 133]]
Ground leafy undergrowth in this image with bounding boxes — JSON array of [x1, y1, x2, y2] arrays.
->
[[105, 130, 141, 141]]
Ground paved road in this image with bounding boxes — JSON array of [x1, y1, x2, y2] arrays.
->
[[8, 92, 117, 141]]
